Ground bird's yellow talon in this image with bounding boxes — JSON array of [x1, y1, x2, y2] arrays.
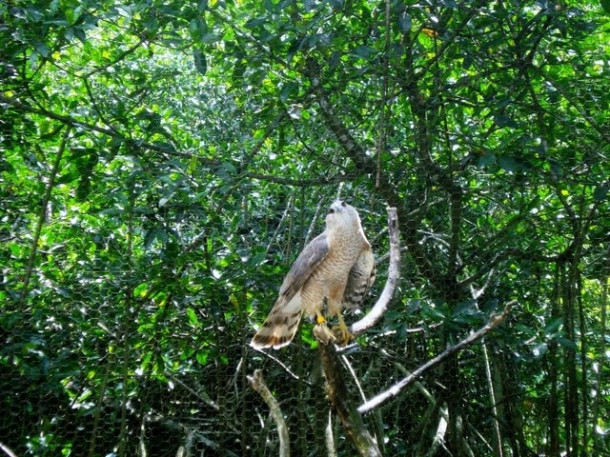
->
[[316, 313, 326, 325], [332, 314, 353, 345]]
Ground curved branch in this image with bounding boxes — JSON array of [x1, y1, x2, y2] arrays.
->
[[350, 206, 400, 337], [248, 369, 290, 457], [0, 443, 18, 457]]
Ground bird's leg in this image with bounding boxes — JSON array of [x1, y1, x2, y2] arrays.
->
[[315, 311, 326, 325], [332, 313, 353, 345]]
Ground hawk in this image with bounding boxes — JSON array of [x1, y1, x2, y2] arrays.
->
[[251, 201, 375, 349]]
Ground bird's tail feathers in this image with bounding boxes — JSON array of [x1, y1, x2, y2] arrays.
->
[[250, 300, 303, 349]]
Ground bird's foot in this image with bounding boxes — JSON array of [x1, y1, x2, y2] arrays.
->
[[331, 314, 353, 346], [313, 323, 336, 345], [313, 312, 336, 344]]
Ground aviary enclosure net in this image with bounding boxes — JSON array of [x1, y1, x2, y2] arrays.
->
[[1, 0, 609, 456]]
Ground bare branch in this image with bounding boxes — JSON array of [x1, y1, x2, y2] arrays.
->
[[249, 347, 303, 382], [248, 369, 291, 457], [350, 206, 400, 337], [358, 300, 515, 415], [0, 443, 18, 457]]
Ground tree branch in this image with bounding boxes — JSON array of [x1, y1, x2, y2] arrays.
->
[[19, 126, 71, 304], [358, 300, 516, 415], [248, 369, 290, 457], [0, 93, 217, 163], [318, 343, 382, 457], [0, 443, 18, 457], [351, 206, 399, 337]]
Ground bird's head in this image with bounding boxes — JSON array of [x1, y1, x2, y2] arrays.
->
[[325, 200, 360, 231]]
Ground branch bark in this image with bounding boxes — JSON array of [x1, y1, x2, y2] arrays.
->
[[19, 126, 71, 304], [248, 369, 290, 457], [319, 343, 382, 457], [351, 206, 400, 337]]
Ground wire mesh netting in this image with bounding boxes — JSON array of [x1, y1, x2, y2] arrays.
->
[[1, 191, 608, 456], [2, 0, 610, 455]]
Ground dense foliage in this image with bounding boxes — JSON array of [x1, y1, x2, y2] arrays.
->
[[1, 0, 609, 456]]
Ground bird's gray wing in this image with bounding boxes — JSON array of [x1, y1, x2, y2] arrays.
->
[[278, 232, 329, 302]]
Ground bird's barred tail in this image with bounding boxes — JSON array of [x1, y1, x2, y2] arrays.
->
[[250, 308, 303, 349]]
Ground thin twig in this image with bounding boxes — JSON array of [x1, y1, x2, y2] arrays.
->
[[0, 443, 18, 457], [250, 346, 303, 382], [165, 373, 219, 411], [264, 196, 294, 258]]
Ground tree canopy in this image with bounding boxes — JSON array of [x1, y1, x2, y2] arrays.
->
[[1, 0, 609, 456]]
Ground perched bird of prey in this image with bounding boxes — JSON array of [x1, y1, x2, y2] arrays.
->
[[251, 201, 375, 349]]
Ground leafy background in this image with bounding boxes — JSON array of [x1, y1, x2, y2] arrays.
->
[[1, 0, 609, 455]]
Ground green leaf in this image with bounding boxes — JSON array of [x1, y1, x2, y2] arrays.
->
[[352, 45, 376, 59], [498, 156, 518, 173], [34, 42, 51, 58], [601, 0, 610, 14], [493, 113, 518, 128], [557, 338, 577, 350], [186, 307, 200, 327], [196, 351, 209, 365], [133, 282, 149, 298], [476, 152, 496, 168], [544, 317, 562, 335]]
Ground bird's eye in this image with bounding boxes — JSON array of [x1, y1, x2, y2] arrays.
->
[[328, 208, 335, 214], [341, 201, 347, 207]]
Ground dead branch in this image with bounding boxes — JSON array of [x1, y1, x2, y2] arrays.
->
[[0, 443, 18, 457], [351, 206, 400, 337], [248, 369, 290, 457]]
